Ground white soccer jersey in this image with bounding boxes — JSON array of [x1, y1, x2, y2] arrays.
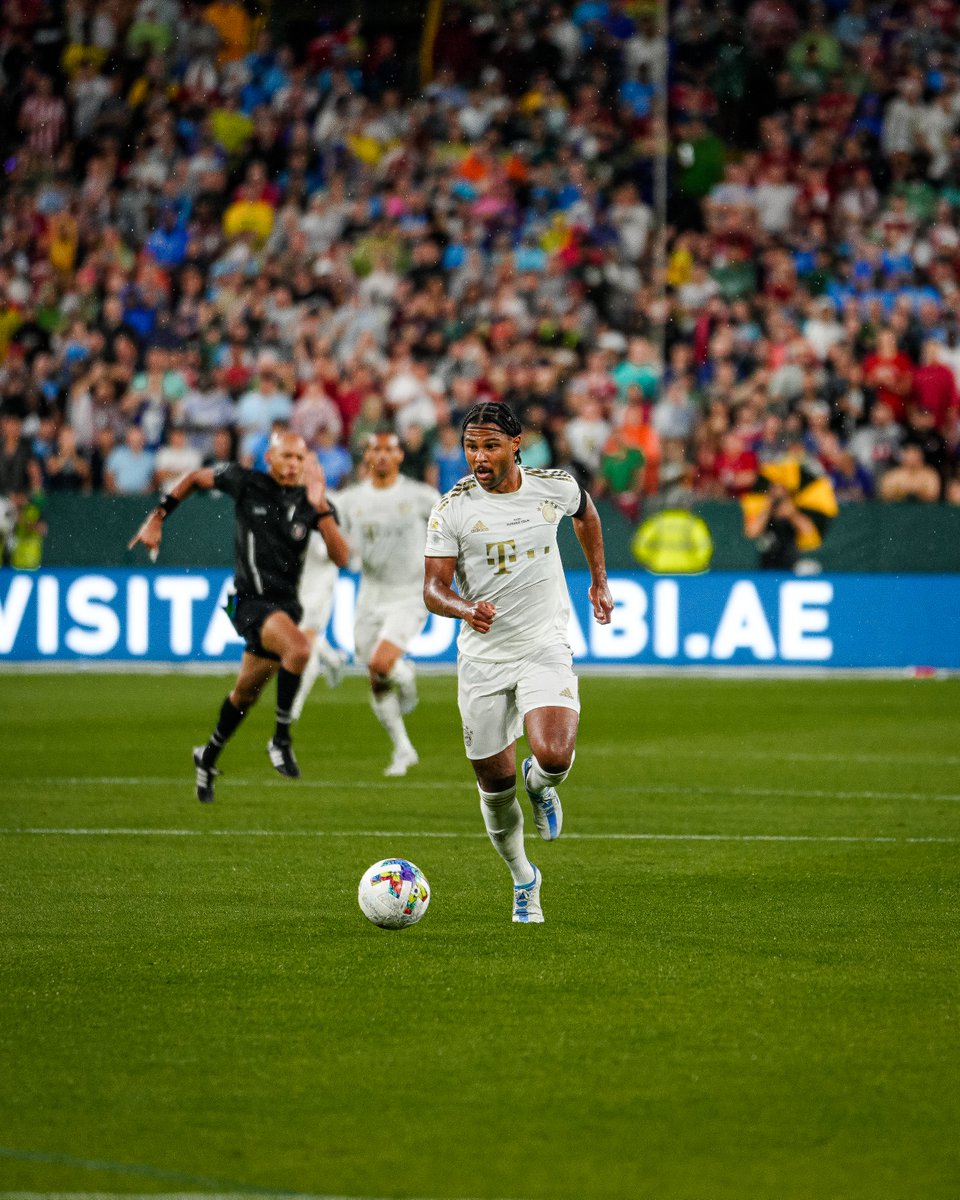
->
[[337, 475, 440, 591], [298, 490, 340, 626], [425, 467, 583, 662]]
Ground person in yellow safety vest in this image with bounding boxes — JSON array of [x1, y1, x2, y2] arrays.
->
[[631, 508, 713, 574], [10, 494, 46, 569]]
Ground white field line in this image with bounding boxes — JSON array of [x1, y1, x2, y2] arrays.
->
[[0, 828, 956, 845], [8, 776, 960, 803], [0, 1193, 505, 1200], [590, 746, 960, 766]]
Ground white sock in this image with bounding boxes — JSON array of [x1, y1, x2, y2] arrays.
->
[[316, 637, 342, 672], [479, 785, 534, 885], [526, 750, 575, 793], [387, 658, 415, 689], [291, 644, 324, 719], [370, 690, 414, 754]]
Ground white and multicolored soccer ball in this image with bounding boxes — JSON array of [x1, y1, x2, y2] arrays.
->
[[358, 858, 431, 929]]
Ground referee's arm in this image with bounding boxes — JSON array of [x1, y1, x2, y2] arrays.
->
[[127, 467, 217, 558], [305, 458, 350, 568], [314, 504, 350, 568]]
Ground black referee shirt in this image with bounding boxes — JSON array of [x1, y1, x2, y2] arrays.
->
[[213, 462, 322, 604]]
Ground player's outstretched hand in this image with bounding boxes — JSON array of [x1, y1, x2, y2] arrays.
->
[[465, 600, 496, 634], [128, 511, 162, 562], [590, 579, 614, 625]]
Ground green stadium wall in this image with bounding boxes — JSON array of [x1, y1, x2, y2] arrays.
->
[[39, 493, 960, 573]]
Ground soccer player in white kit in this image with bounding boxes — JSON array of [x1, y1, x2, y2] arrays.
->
[[290, 491, 349, 721], [336, 432, 440, 776], [424, 402, 613, 923]]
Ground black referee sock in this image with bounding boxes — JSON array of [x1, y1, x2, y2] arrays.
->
[[274, 668, 301, 744], [204, 698, 247, 766]]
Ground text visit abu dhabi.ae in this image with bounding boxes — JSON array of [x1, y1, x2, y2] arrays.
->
[[1, 568, 958, 670]]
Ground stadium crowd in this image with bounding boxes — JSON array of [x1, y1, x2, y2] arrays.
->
[[3, 0, 960, 567]]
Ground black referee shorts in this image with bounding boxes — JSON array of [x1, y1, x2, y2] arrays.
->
[[229, 594, 303, 662]]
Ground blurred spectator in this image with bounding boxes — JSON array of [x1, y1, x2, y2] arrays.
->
[[911, 340, 958, 433], [426, 421, 469, 492], [863, 329, 914, 424], [848, 400, 904, 488], [290, 372, 344, 447], [315, 423, 354, 488], [565, 397, 611, 478], [823, 436, 875, 502], [178, 370, 236, 458], [398, 423, 432, 482], [44, 423, 91, 493], [651, 377, 698, 443], [715, 429, 759, 498], [879, 443, 942, 502], [597, 428, 647, 523], [235, 365, 293, 460], [0, 411, 43, 500], [104, 425, 156, 495], [652, 437, 697, 511], [153, 424, 203, 490]]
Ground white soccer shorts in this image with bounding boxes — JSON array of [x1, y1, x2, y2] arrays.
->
[[354, 594, 429, 665], [456, 645, 580, 761]]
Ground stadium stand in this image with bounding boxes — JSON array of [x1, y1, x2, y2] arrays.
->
[[2, 0, 960, 569]]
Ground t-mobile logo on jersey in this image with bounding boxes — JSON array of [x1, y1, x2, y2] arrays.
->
[[486, 540, 517, 574], [486, 540, 552, 574]]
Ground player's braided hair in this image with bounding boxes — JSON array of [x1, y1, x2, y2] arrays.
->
[[460, 402, 523, 463]]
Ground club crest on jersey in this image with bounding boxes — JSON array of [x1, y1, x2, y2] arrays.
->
[[291, 521, 308, 541], [539, 500, 560, 524]]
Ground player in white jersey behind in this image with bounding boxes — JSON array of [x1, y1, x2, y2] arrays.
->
[[290, 490, 349, 722], [336, 431, 440, 776], [424, 402, 613, 923]]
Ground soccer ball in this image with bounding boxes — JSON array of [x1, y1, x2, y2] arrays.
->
[[358, 858, 431, 929]]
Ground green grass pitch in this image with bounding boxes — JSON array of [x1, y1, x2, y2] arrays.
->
[[0, 671, 958, 1199]]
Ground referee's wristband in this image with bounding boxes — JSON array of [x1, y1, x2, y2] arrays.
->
[[156, 493, 180, 519], [317, 510, 334, 520]]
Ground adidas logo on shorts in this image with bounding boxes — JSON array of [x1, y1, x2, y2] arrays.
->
[[560, 687, 574, 699]]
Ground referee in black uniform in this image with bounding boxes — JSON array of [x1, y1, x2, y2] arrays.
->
[[129, 429, 350, 803]]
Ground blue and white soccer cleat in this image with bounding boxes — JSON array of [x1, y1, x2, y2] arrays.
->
[[512, 865, 544, 924], [522, 756, 563, 841]]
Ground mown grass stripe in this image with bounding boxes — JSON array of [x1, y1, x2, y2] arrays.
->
[[0, 828, 955, 844], [8, 778, 960, 802]]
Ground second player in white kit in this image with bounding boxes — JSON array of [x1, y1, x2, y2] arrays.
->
[[291, 490, 350, 720], [336, 432, 439, 776]]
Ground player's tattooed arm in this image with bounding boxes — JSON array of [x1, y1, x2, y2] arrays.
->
[[423, 555, 496, 633]]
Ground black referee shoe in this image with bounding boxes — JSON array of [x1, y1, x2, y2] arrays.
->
[[267, 737, 300, 779], [193, 746, 221, 803]]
